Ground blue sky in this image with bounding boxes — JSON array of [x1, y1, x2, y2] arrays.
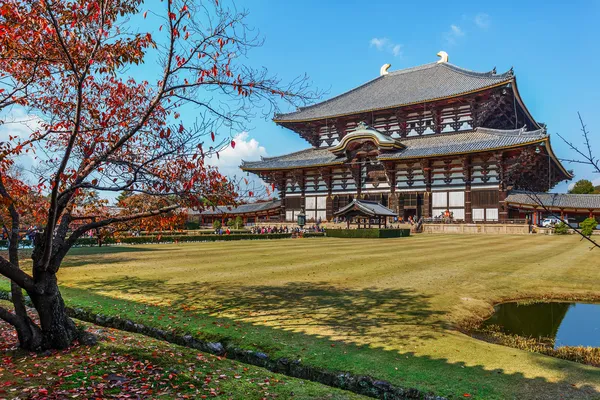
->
[[2, 0, 598, 195], [223, 0, 600, 192]]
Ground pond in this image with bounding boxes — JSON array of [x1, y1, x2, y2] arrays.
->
[[483, 302, 600, 348]]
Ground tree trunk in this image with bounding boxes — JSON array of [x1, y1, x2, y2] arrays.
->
[[28, 272, 78, 350], [13, 314, 44, 351]]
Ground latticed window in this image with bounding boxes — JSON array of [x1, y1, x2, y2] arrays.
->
[[285, 196, 302, 209], [472, 190, 499, 208]]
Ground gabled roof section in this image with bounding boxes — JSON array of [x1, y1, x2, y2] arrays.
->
[[329, 122, 404, 155], [274, 62, 514, 123], [335, 199, 397, 217]]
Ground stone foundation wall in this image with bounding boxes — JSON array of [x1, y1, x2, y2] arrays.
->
[[423, 224, 529, 235]]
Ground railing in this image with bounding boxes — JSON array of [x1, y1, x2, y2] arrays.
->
[[423, 218, 528, 225]]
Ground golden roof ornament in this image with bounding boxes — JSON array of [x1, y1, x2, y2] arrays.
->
[[436, 51, 449, 63], [380, 63, 391, 76]]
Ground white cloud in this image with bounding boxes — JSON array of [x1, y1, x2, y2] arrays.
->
[[205, 132, 271, 197], [450, 25, 464, 37], [369, 37, 387, 50], [474, 13, 490, 29], [206, 131, 266, 177], [444, 24, 465, 46], [369, 37, 403, 57]]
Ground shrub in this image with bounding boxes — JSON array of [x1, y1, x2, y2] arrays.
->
[[212, 220, 222, 230], [326, 228, 410, 238], [185, 221, 200, 230], [580, 217, 598, 237], [553, 222, 569, 235]]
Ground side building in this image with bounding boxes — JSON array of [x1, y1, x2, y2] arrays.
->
[[241, 53, 573, 224]]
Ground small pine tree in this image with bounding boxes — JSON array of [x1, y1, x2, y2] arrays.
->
[[553, 221, 569, 235], [226, 218, 235, 228], [212, 220, 222, 230], [580, 218, 598, 237]]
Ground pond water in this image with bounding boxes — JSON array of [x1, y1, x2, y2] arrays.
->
[[483, 302, 600, 348]]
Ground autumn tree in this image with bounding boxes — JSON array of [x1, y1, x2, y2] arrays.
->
[[0, 0, 317, 350]]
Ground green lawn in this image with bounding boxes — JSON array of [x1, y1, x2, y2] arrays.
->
[[3, 234, 600, 399]]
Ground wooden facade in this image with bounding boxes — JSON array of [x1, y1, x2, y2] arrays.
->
[[241, 56, 571, 223]]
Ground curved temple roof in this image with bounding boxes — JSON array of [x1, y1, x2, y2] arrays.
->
[[274, 62, 514, 122], [506, 191, 600, 211], [335, 199, 397, 217], [190, 200, 281, 216], [240, 127, 551, 171]]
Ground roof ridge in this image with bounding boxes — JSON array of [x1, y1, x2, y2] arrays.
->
[[386, 62, 438, 76], [440, 62, 514, 79], [510, 190, 600, 198], [276, 74, 385, 118], [475, 126, 545, 137]]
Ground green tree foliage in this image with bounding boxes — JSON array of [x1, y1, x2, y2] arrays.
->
[[212, 220, 222, 230], [569, 179, 596, 194], [580, 218, 598, 237], [553, 222, 569, 235], [235, 216, 244, 229]]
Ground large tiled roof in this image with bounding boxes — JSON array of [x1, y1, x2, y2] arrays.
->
[[241, 148, 341, 170], [335, 199, 397, 217], [275, 62, 513, 122], [506, 191, 600, 210], [191, 200, 281, 216], [379, 127, 546, 160], [240, 127, 546, 170]]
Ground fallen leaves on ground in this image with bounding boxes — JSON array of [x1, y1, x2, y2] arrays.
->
[[0, 312, 311, 399]]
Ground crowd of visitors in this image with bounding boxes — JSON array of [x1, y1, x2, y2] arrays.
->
[[249, 225, 325, 234]]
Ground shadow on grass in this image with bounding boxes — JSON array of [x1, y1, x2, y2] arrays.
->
[[60, 277, 600, 399], [60, 246, 167, 268], [79, 277, 445, 341]]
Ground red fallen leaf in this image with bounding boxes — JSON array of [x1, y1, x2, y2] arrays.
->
[[39, 388, 48, 395], [463, 394, 471, 398]]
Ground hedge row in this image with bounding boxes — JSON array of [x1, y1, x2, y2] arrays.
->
[[325, 228, 410, 238], [0, 232, 326, 249]]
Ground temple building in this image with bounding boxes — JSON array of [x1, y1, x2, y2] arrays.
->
[[240, 52, 577, 224]]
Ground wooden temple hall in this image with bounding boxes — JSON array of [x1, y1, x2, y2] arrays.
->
[[240, 52, 575, 224]]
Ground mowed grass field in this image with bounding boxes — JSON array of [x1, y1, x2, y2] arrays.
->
[[4, 234, 600, 399]]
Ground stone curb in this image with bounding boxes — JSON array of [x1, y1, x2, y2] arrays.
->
[[0, 291, 446, 400]]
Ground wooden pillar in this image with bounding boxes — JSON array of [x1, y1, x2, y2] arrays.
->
[[297, 171, 306, 213], [421, 160, 432, 218], [496, 152, 508, 223], [462, 156, 473, 223], [275, 173, 287, 222], [350, 165, 362, 197], [320, 167, 334, 221]]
